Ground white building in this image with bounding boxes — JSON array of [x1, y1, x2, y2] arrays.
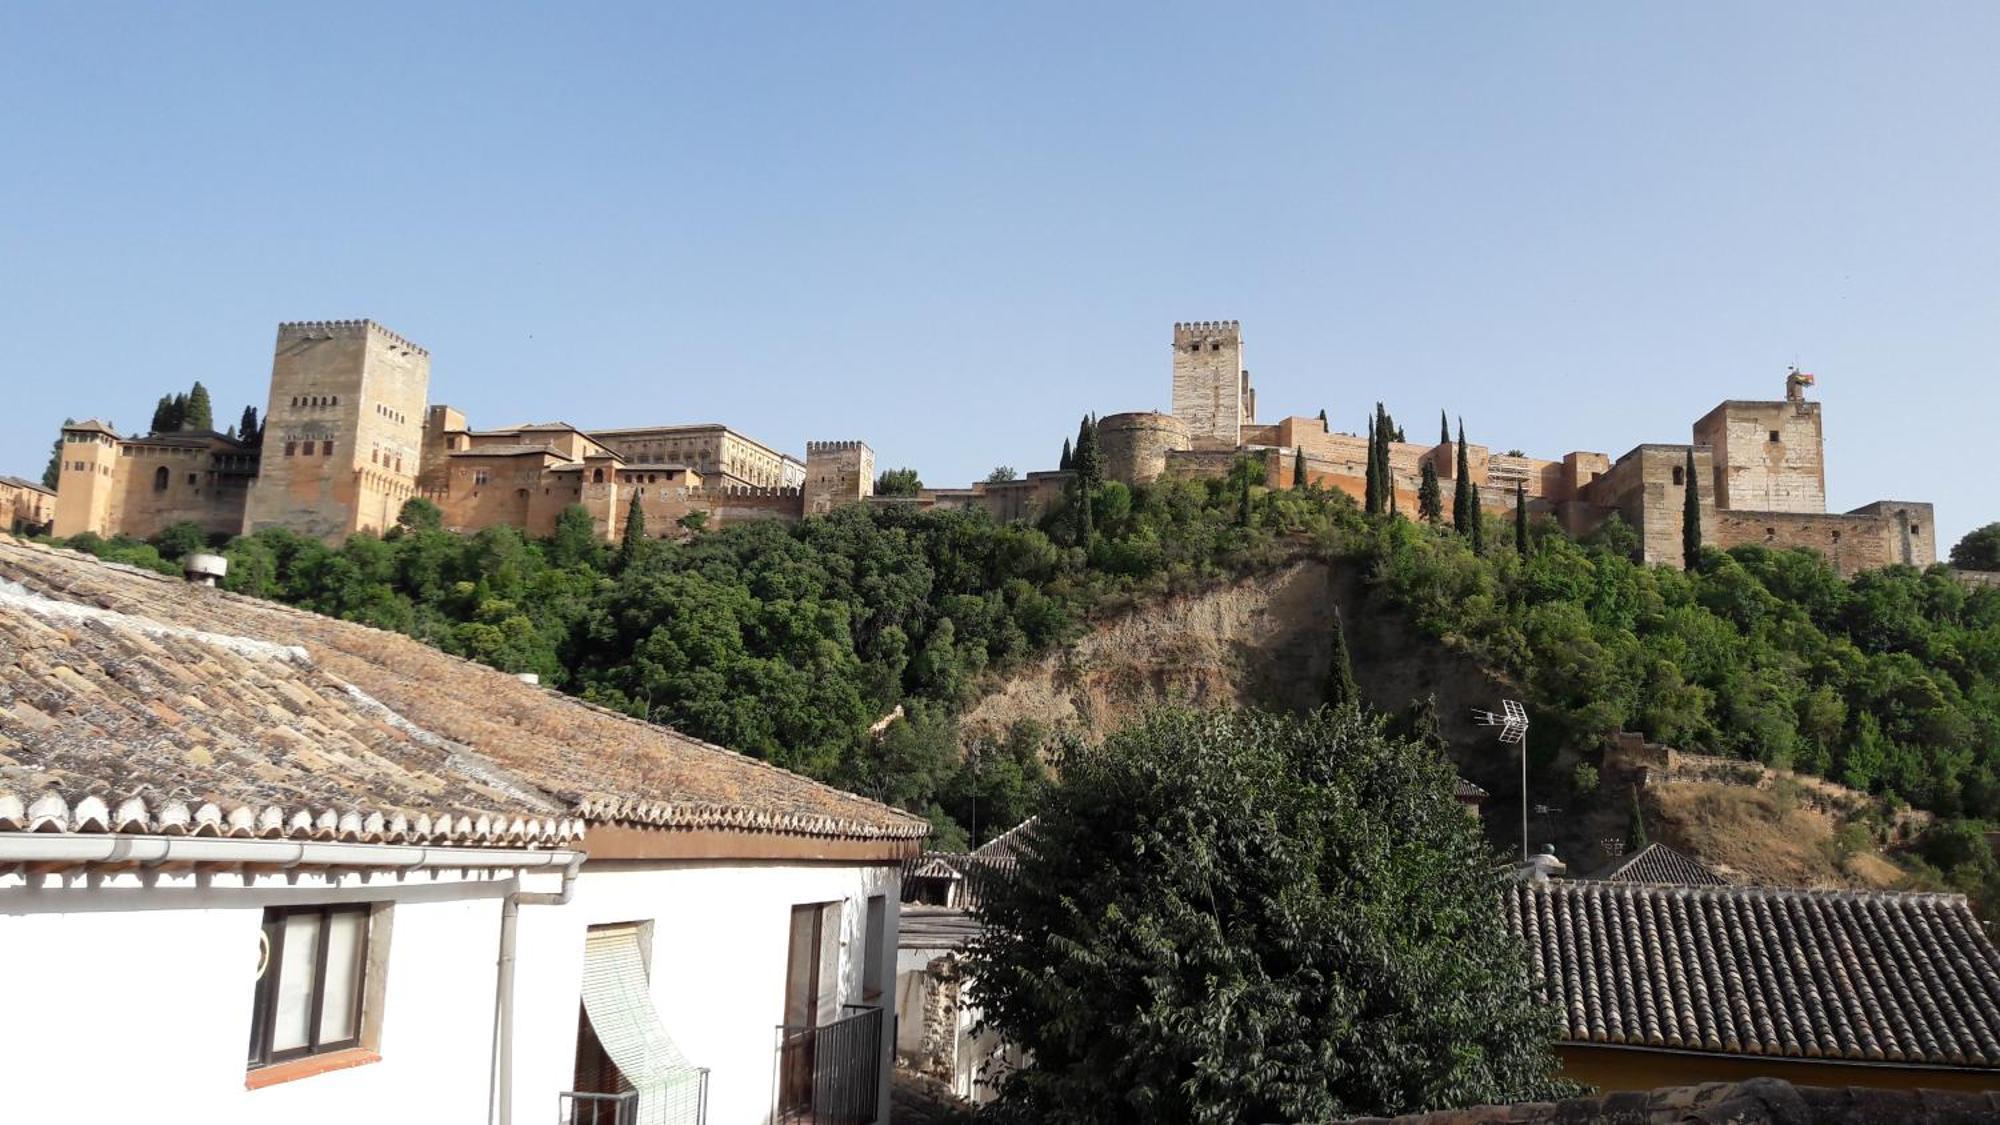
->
[[0, 534, 928, 1124]]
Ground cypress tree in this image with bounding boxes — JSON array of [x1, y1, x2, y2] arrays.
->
[[150, 396, 176, 435], [184, 381, 214, 432], [1682, 447, 1702, 571], [1363, 416, 1381, 515], [1626, 786, 1649, 853], [618, 492, 647, 568], [1238, 470, 1253, 528], [1325, 607, 1359, 710], [1072, 414, 1101, 489], [239, 405, 261, 445], [1452, 419, 1473, 535], [1059, 437, 1073, 472], [169, 392, 188, 431], [1515, 481, 1529, 557], [1440, 410, 1450, 447], [1417, 461, 1443, 524], [1316, 408, 1327, 426], [1293, 446, 1308, 491]]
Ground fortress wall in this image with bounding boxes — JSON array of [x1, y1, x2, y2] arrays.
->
[[1694, 400, 1826, 514], [1099, 412, 1191, 485], [105, 444, 254, 540], [1710, 510, 1907, 577], [1579, 445, 1719, 568]]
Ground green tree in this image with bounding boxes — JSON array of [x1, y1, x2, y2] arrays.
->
[[1325, 607, 1359, 709], [1071, 414, 1101, 489], [1293, 446, 1308, 491], [1951, 522, 2000, 571], [874, 468, 922, 496], [1316, 407, 1327, 425], [1237, 471, 1253, 528], [396, 497, 443, 533], [1682, 448, 1702, 571], [618, 492, 647, 567], [965, 708, 1570, 1124], [41, 420, 71, 489], [548, 504, 601, 569], [149, 520, 209, 562], [238, 405, 261, 445], [1059, 438, 1072, 472], [1452, 419, 1473, 536], [1626, 786, 1649, 853], [1514, 481, 1529, 558], [150, 396, 177, 434], [1439, 410, 1450, 447], [986, 466, 1019, 483], [1417, 461, 1443, 524], [184, 381, 214, 432]]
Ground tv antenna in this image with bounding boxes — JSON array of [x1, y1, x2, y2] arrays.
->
[[1473, 699, 1531, 861]]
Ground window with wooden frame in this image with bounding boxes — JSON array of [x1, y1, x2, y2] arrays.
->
[[247, 904, 373, 1069]]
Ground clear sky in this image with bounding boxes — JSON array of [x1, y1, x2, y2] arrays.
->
[[2, 3, 1994, 549]]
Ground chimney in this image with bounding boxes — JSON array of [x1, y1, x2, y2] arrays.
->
[[183, 553, 228, 587], [1516, 844, 1567, 884]]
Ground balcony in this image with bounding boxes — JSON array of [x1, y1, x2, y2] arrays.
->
[[774, 1003, 886, 1124], [558, 1072, 708, 1125]]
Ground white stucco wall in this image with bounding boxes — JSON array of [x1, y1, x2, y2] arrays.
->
[[0, 856, 901, 1124], [510, 859, 902, 1125], [0, 869, 514, 1124]]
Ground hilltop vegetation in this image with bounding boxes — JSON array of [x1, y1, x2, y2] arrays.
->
[[41, 468, 2000, 859]]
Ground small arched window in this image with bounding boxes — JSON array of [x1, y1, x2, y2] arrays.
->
[[153, 466, 170, 491], [592, 469, 604, 484]]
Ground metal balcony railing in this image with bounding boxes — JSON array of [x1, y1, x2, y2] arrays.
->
[[559, 1074, 708, 1125], [774, 1003, 885, 1124]]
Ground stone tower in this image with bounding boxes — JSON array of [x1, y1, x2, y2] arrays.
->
[[243, 320, 430, 541], [1171, 321, 1253, 447], [802, 441, 875, 515], [1689, 372, 1827, 515], [50, 420, 121, 538]]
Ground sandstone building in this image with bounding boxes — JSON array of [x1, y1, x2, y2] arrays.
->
[[54, 320, 874, 545], [47, 317, 1936, 576], [1086, 322, 1934, 577], [0, 475, 56, 534]]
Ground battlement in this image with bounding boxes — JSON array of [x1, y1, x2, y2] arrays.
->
[[693, 485, 803, 498], [1174, 320, 1240, 338], [805, 440, 871, 453], [277, 319, 430, 356]]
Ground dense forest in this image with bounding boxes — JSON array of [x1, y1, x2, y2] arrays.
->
[[40, 463, 2000, 860]]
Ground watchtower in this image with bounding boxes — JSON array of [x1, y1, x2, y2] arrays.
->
[[243, 320, 430, 540], [802, 441, 875, 515], [1171, 321, 1253, 447], [50, 420, 121, 538], [1690, 370, 1826, 515]]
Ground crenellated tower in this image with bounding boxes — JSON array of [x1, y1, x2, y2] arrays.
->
[[802, 440, 875, 514], [243, 320, 430, 540], [1171, 320, 1253, 447]]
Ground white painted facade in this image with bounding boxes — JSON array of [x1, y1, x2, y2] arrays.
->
[[0, 857, 900, 1125]]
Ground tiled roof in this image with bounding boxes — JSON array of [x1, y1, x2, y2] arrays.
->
[[1507, 879, 2000, 1067], [971, 817, 1035, 862], [0, 536, 929, 847], [899, 904, 983, 951], [1455, 777, 1489, 800], [1592, 842, 1727, 886], [0, 477, 56, 497], [1336, 1078, 2000, 1124], [447, 445, 560, 458]]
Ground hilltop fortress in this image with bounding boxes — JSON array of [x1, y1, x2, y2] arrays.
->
[[48, 318, 1933, 576]]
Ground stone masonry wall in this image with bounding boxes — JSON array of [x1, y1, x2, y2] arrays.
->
[[1171, 321, 1247, 446], [1693, 399, 1826, 514]]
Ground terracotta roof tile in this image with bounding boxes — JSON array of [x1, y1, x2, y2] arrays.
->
[[1508, 879, 2000, 1068], [1593, 843, 1727, 885], [0, 536, 928, 847]]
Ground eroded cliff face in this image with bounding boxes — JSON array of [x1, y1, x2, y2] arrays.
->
[[960, 562, 1339, 746]]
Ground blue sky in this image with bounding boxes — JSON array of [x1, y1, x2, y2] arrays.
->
[[2, 3, 1994, 549]]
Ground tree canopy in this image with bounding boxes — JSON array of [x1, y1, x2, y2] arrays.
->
[[874, 467, 923, 496], [965, 708, 1569, 1123], [1953, 523, 2000, 572]]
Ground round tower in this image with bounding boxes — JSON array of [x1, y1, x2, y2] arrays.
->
[[1098, 411, 1192, 486]]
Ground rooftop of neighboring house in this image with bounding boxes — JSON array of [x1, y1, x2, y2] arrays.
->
[[0, 534, 929, 852], [899, 904, 983, 952], [1589, 842, 1727, 885], [1335, 1078, 2000, 1124], [1507, 876, 2000, 1068]]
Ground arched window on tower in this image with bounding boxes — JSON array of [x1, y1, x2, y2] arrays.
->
[[153, 466, 170, 491], [592, 468, 604, 484]]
